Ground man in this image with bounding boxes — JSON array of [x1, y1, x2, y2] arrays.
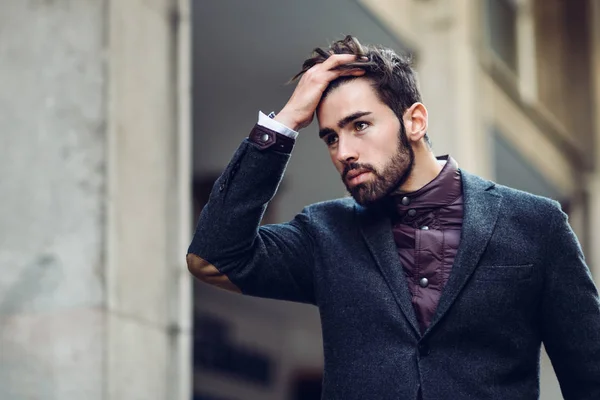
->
[[187, 36, 600, 399]]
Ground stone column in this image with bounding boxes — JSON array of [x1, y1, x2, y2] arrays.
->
[[106, 0, 191, 398], [0, 1, 107, 398], [0, 0, 191, 399]]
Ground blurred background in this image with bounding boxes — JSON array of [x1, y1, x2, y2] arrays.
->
[[1, 0, 599, 399]]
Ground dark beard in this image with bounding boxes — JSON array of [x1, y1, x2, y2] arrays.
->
[[342, 123, 415, 207]]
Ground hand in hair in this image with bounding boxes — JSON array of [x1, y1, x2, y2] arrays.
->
[[274, 54, 367, 131]]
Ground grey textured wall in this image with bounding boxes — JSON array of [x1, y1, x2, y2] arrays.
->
[[0, 1, 106, 398]]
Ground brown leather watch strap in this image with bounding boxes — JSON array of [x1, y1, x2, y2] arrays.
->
[[248, 124, 295, 154]]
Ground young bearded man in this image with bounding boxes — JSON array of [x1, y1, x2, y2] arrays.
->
[[187, 36, 600, 400]]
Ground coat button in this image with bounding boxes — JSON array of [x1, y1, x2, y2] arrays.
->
[[418, 343, 431, 356], [420, 226, 429, 230], [419, 277, 429, 288], [401, 196, 411, 206], [407, 209, 417, 217], [260, 133, 270, 142]]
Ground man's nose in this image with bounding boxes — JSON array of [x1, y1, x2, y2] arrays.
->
[[336, 138, 359, 164]]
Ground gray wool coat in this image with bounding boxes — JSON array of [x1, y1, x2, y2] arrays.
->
[[188, 130, 600, 400]]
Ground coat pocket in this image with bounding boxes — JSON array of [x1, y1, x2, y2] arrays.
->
[[474, 264, 533, 281]]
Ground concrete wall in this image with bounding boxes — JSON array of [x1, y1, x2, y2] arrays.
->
[[0, 0, 191, 399], [0, 1, 106, 398], [106, 0, 191, 398]]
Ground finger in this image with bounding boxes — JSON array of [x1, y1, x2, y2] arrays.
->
[[337, 68, 366, 76], [322, 67, 366, 82], [322, 54, 368, 70], [327, 64, 365, 74], [303, 57, 366, 81], [304, 67, 364, 89], [299, 58, 366, 91], [331, 63, 368, 73]]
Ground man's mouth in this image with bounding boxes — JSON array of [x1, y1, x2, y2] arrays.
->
[[345, 170, 372, 186]]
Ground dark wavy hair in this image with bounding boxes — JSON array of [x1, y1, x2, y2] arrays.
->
[[292, 35, 430, 146]]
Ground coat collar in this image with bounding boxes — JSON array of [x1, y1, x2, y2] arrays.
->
[[356, 169, 502, 338], [390, 155, 462, 219]]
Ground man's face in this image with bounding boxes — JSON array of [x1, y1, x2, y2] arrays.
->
[[316, 78, 414, 206]]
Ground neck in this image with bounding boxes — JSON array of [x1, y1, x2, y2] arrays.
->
[[395, 148, 443, 194]]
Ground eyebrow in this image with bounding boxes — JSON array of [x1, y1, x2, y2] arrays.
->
[[318, 111, 372, 138]]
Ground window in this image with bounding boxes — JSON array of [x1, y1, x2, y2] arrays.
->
[[480, 0, 593, 167], [485, 0, 519, 73], [533, 0, 593, 150]]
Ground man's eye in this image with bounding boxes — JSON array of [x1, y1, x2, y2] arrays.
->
[[325, 134, 338, 146], [355, 121, 369, 131]]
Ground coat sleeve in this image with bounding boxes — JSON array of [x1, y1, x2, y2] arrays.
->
[[187, 129, 316, 304], [540, 202, 600, 399]]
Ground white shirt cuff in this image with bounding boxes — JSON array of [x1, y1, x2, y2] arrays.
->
[[257, 111, 299, 139]]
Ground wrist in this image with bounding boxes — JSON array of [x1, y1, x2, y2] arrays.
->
[[273, 111, 300, 131]]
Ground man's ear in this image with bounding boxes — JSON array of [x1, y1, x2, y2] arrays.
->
[[403, 102, 428, 143]]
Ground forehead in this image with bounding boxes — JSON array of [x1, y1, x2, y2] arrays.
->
[[317, 78, 386, 126]]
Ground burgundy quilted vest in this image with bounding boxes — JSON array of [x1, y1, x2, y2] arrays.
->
[[390, 156, 464, 334]]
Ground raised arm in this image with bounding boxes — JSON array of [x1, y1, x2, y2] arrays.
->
[[186, 54, 367, 303]]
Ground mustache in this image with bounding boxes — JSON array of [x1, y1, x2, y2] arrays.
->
[[342, 162, 377, 181]]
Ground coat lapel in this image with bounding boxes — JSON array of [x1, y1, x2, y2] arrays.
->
[[424, 170, 502, 336], [357, 205, 421, 336]]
